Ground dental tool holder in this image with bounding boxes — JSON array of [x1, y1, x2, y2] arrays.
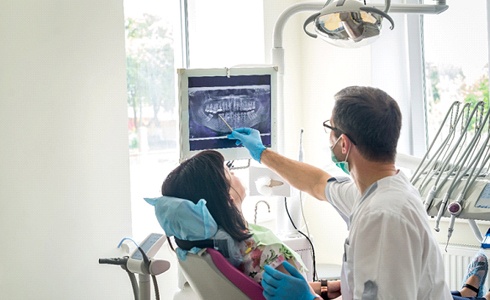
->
[[417, 176, 490, 222], [99, 233, 171, 300]]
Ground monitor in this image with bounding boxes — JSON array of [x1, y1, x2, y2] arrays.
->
[[178, 66, 277, 162]]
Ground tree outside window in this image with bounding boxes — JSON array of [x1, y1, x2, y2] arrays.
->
[[126, 13, 176, 152]]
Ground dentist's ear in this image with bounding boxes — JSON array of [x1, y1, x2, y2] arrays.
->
[[342, 134, 355, 150], [340, 135, 349, 154]]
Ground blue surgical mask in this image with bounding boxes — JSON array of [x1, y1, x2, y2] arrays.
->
[[330, 136, 351, 175]]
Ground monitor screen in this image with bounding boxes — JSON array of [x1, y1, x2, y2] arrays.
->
[[178, 67, 277, 162]]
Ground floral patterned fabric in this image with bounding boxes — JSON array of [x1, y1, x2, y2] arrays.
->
[[237, 223, 307, 283]]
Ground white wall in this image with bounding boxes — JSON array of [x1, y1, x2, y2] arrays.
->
[[0, 0, 133, 298]]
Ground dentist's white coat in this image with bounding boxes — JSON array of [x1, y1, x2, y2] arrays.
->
[[325, 172, 452, 300]]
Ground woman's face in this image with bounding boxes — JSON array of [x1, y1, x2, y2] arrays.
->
[[225, 167, 246, 208]]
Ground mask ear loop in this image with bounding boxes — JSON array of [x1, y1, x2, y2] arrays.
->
[[332, 135, 351, 164], [344, 142, 351, 162], [330, 135, 342, 150]]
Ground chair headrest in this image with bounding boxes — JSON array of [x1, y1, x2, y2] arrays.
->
[[144, 196, 218, 240]]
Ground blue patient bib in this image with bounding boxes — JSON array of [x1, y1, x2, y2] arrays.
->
[[145, 196, 243, 266]]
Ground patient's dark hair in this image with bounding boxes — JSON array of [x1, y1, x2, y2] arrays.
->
[[161, 150, 251, 241]]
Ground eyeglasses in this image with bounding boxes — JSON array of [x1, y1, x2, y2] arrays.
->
[[323, 120, 357, 145], [323, 120, 338, 133]]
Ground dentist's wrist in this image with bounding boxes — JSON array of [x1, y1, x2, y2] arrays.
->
[[252, 145, 266, 163]]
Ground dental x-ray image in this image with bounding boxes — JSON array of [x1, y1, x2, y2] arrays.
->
[[188, 75, 271, 150], [178, 67, 277, 162]]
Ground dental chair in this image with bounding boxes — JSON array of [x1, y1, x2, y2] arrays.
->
[[145, 196, 265, 299], [178, 247, 265, 300]]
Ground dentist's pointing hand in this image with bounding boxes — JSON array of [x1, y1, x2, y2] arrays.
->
[[227, 127, 266, 163]]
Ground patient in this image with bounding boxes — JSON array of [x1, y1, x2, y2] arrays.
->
[[152, 150, 309, 285]]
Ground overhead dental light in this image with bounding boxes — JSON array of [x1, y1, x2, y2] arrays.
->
[[272, 0, 448, 152], [303, 0, 394, 48]]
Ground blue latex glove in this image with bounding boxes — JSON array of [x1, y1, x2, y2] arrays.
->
[[227, 127, 266, 162], [261, 261, 317, 300]]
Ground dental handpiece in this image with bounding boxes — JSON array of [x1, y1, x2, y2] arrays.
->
[[434, 193, 450, 232], [445, 214, 456, 252], [423, 187, 436, 212], [445, 195, 464, 251]]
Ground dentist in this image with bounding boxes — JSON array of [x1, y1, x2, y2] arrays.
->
[[228, 86, 452, 299]]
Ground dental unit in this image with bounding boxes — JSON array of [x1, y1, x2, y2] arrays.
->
[[411, 101, 490, 248]]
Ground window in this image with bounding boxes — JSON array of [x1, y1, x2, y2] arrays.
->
[[124, 0, 265, 239], [423, 2, 489, 144], [124, 0, 182, 239]]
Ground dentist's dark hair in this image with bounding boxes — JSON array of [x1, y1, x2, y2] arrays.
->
[[332, 86, 402, 162], [161, 150, 251, 241]]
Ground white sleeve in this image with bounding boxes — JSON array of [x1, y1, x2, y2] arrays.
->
[[325, 177, 359, 225]]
